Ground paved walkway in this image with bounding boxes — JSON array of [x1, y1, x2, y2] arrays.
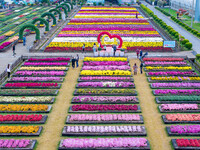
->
[[142, 1, 200, 54]]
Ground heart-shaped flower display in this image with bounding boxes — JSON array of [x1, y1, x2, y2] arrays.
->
[[97, 31, 123, 48]]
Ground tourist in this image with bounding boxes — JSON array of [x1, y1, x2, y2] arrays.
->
[[6, 64, 11, 78], [12, 44, 16, 57], [23, 36, 26, 46], [139, 50, 143, 60], [72, 57, 76, 69], [104, 45, 106, 50], [76, 54, 79, 68], [82, 43, 85, 53], [113, 44, 117, 56], [133, 63, 138, 75], [93, 43, 97, 53], [136, 49, 139, 58], [140, 61, 144, 74], [177, 13, 179, 19], [136, 12, 138, 19]]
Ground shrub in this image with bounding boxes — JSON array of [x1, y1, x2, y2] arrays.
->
[[128, 4, 130, 6], [87, 3, 90, 6], [110, 3, 112, 6], [119, 4, 121, 6], [93, 2, 96, 6], [196, 54, 200, 59], [197, 33, 200, 37], [175, 33, 179, 38], [102, 4, 104, 6], [98, 2, 102, 5], [181, 39, 189, 44], [185, 42, 192, 50]]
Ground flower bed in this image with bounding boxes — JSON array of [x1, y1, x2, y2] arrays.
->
[[156, 96, 200, 104], [143, 58, 184, 61], [74, 89, 137, 96], [144, 61, 188, 66], [148, 77, 200, 82], [151, 83, 200, 89], [72, 96, 138, 104], [0, 104, 51, 113], [59, 138, 150, 149], [14, 71, 66, 77], [146, 71, 198, 77], [3, 83, 60, 89], [28, 57, 70, 62], [145, 66, 192, 71], [19, 66, 68, 71], [153, 89, 200, 96], [66, 114, 143, 124], [23, 62, 69, 66], [162, 114, 200, 124], [62, 125, 146, 136], [69, 104, 140, 113], [0, 114, 47, 124], [80, 70, 132, 76], [83, 61, 129, 66], [76, 82, 135, 88], [172, 139, 200, 149], [9, 77, 63, 82], [0, 126, 42, 136], [79, 76, 133, 82], [167, 125, 200, 136], [84, 57, 127, 62], [0, 139, 36, 149], [0, 96, 55, 104], [82, 66, 131, 70], [159, 104, 200, 113], [0, 89, 58, 96]]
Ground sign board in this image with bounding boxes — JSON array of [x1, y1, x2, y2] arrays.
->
[[163, 41, 176, 48]]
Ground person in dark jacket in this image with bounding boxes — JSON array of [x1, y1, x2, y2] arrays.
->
[[72, 57, 76, 69], [76, 54, 79, 68], [12, 44, 16, 57], [140, 61, 144, 74], [139, 50, 143, 60]]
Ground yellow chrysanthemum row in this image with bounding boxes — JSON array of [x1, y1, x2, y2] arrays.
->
[[146, 66, 192, 70], [84, 57, 127, 61], [80, 70, 131, 76]]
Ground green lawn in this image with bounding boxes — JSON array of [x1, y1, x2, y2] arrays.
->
[[162, 8, 200, 32]]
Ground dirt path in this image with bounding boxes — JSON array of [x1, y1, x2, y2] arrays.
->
[[36, 60, 82, 150], [130, 58, 171, 150]]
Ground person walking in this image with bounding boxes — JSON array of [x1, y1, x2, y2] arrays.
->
[[140, 61, 144, 74], [139, 50, 143, 60], [12, 44, 16, 57], [136, 12, 138, 19], [82, 43, 85, 53], [76, 54, 79, 68], [133, 63, 138, 75], [6, 64, 11, 78], [72, 57, 76, 69], [113, 44, 117, 56], [136, 49, 139, 58], [93, 43, 97, 53], [23, 36, 26, 46]]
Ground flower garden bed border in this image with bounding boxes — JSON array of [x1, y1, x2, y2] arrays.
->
[[0, 90, 59, 96], [71, 97, 139, 104], [158, 105, 200, 113], [145, 72, 199, 77], [0, 126, 43, 136], [7, 78, 64, 83], [1, 84, 61, 89], [79, 74, 133, 77], [0, 105, 52, 113], [0, 97, 55, 104], [73, 90, 137, 96], [65, 115, 144, 124], [77, 78, 134, 82], [152, 90, 200, 96], [75, 85, 135, 89], [58, 139, 151, 150], [166, 127, 200, 136], [61, 126, 147, 136], [150, 84, 200, 89], [144, 68, 194, 72], [0, 139, 37, 150], [19, 68, 69, 71], [22, 64, 70, 67], [68, 106, 141, 113], [12, 72, 67, 77], [155, 97, 200, 104], [162, 115, 200, 124], [0, 115, 48, 124], [171, 139, 200, 150], [148, 78, 200, 83]]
